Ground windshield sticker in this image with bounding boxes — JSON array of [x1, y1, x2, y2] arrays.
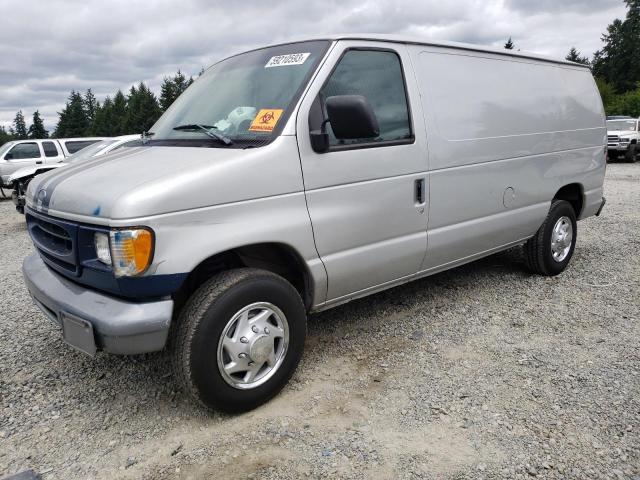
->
[[249, 109, 284, 132], [265, 53, 310, 68]]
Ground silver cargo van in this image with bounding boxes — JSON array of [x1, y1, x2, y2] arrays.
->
[[22, 35, 607, 412]]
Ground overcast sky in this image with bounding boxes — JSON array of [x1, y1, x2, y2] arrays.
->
[[0, 0, 628, 131]]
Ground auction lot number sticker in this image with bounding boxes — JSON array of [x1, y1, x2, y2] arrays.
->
[[265, 53, 310, 68]]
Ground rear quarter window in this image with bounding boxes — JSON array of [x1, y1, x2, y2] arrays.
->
[[42, 141, 60, 157]]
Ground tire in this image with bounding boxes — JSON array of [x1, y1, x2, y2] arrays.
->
[[624, 144, 637, 163], [524, 200, 577, 276], [172, 268, 307, 413]]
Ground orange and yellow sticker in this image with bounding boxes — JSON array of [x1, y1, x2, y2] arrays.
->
[[249, 109, 284, 132]]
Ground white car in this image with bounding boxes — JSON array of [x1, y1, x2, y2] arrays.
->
[[606, 117, 639, 162], [10, 135, 140, 213]]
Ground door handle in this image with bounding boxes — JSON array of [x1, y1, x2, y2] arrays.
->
[[414, 178, 426, 205], [36, 160, 43, 164]]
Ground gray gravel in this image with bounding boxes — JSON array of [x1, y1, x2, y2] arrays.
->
[[1, 163, 639, 480]]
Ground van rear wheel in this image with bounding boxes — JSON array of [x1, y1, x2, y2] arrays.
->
[[524, 200, 577, 276], [172, 268, 306, 413]]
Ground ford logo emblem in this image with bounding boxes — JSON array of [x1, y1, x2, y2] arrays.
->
[[38, 189, 47, 201]]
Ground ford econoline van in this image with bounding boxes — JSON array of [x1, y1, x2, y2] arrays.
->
[[22, 35, 607, 412]]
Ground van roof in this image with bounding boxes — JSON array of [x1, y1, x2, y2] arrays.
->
[[261, 34, 588, 68]]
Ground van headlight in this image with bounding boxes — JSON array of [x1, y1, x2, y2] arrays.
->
[[94, 228, 154, 277], [620, 137, 631, 143]]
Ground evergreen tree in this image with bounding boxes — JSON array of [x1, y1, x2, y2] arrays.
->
[[160, 70, 194, 111], [27, 111, 49, 139], [13, 110, 28, 139], [83, 89, 98, 127], [0, 126, 13, 146], [124, 83, 161, 133], [92, 97, 114, 136], [54, 91, 90, 137], [565, 47, 590, 65], [504, 37, 515, 50], [112, 90, 128, 135], [592, 0, 640, 93]]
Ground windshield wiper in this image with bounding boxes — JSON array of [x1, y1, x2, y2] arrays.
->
[[172, 124, 233, 145]]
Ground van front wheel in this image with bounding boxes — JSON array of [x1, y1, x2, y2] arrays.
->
[[524, 200, 577, 276], [172, 268, 307, 413]]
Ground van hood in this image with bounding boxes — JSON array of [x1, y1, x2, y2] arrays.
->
[[26, 137, 303, 221], [607, 129, 636, 136]]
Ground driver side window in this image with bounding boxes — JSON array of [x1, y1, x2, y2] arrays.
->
[[7, 142, 41, 160], [320, 49, 412, 147]]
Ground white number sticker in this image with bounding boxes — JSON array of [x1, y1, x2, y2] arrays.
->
[[265, 53, 311, 68]]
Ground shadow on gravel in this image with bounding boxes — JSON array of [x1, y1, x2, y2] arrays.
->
[[308, 245, 528, 330]]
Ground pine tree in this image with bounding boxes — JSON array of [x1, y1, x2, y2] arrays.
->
[[92, 97, 114, 136], [54, 91, 89, 138], [0, 126, 13, 146], [160, 70, 194, 111], [592, 0, 640, 92], [112, 90, 128, 135], [159, 77, 176, 112], [565, 47, 590, 65], [504, 37, 515, 50], [83, 89, 97, 128], [28, 111, 49, 139], [125, 83, 161, 133], [13, 110, 28, 139]]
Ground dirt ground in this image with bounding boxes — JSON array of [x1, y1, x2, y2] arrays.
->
[[0, 163, 638, 480]]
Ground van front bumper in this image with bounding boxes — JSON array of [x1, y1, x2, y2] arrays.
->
[[23, 253, 173, 356]]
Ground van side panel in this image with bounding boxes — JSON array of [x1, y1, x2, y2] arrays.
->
[[410, 46, 606, 270]]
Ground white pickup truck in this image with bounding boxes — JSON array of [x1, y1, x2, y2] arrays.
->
[[0, 138, 106, 193], [606, 117, 639, 162]]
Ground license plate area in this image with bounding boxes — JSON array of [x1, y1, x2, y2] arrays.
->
[[61, 312, 97, 357]]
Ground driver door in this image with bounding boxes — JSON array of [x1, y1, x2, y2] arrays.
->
[[296, 42, 430, 304], [4, 142, 43, 176]]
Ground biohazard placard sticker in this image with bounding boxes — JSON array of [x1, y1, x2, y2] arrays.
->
[[265, 53, 310, 68], [249, 109, 284, 132]]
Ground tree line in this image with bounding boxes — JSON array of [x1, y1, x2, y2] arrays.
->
[[0, 70, 194, 145], [1, 0, 639, 147]]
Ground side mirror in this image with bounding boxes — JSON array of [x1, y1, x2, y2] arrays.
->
[[5, 153, 13, 160], [309, 95, 379, 153]]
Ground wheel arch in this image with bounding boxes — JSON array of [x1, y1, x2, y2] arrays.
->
[[553, 183, 584, 218], [173, 242, 314, 315]]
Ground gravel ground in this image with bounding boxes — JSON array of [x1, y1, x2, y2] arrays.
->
[[1, 163, 638, 480]]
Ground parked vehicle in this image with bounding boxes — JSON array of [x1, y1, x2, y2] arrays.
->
[[0, 138, 106, 195], [606, 117, 639, 162], [21, 35, 607, 413], [9, 135, 140, 214]]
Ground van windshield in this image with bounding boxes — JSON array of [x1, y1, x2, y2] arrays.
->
[[149, 41, 330, 148]]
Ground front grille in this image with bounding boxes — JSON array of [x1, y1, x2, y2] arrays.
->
[[30, 216, 72, 254], [607, 135, 619, 142], [26, 210, 79, 275]]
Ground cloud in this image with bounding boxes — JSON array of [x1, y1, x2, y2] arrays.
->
[[0, 0, 628, 130]]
